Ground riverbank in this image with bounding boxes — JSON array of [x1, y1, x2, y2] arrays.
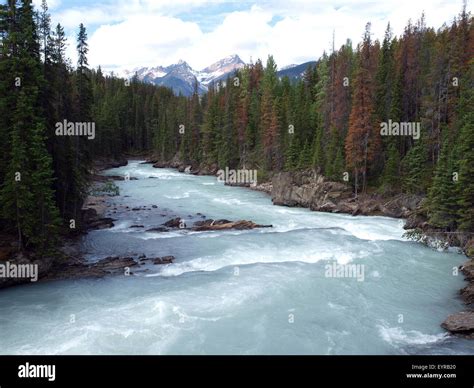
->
[[0, 156, 132, 290], [144, 157, 423, 218]]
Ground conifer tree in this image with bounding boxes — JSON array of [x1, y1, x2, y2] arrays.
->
[[455, 66, 474, 231]]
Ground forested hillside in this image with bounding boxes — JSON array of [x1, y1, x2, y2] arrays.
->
[[0, 0, 472, 253]]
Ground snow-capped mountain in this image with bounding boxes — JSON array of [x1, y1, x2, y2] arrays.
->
[[196, 54, 245, 86], [123, 55, 315, 95], [125, 55, 245, 96]]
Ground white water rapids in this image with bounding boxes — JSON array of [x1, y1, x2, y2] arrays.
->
[[0, 161, 472, 355]]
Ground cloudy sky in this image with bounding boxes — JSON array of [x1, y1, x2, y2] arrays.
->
[[34, 0, 468, 73]]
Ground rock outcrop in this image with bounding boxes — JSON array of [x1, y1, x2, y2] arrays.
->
[[441, 311, 474, 338], [271, 170, 353, 212], [271, 170, 422, 218]]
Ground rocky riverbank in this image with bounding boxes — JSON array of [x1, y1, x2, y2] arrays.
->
[[270, 170, 423, 218], [145, 158, 423, 218]]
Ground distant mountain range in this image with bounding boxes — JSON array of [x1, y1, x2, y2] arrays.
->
[[123, 55, 316, 96]]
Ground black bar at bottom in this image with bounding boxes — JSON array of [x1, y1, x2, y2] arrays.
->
[[0, 355, 472, 386]]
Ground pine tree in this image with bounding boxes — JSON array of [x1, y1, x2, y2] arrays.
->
[[285, 137, 299, 171], [427, 134, 458, 229], [76, 23, 92, 121], [455, 66, 474, 231], [332, 148, 345, 182], [401, 141, 427, 194], [71, 22, 92, 221], [375, 23, 395, 122], [311, 125, 324, 170], [298, 140, 312, 169], [28, 122, 61, 250], [1, 114, 33, 249], [261, 56, 278, 170], [38, 0, 51, 62]]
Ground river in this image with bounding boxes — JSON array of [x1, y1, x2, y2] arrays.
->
[[0, 160, 472, 355]]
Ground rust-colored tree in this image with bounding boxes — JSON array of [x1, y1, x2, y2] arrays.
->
[[345, 23, 381, 196]]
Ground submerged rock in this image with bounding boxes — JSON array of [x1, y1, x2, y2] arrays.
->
[[146, 227, 169, 233]]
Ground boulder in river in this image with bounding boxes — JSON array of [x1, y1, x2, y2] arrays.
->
[[192, 219, 272, 231], [153, 256, 175, 265]]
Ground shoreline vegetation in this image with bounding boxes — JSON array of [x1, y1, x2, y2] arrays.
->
[[0, 0, 473, 342]]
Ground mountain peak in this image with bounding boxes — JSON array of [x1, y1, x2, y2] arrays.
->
[[210, 54, 244, 67], [223, 54, 242, 62], [199, 54, 245, 84]]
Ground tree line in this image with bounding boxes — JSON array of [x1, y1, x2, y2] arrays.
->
[[0, 0, 472, 254]]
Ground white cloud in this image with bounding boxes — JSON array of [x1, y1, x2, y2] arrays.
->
[[88, 14, 202, 70], [53, 0, 467, 73]]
